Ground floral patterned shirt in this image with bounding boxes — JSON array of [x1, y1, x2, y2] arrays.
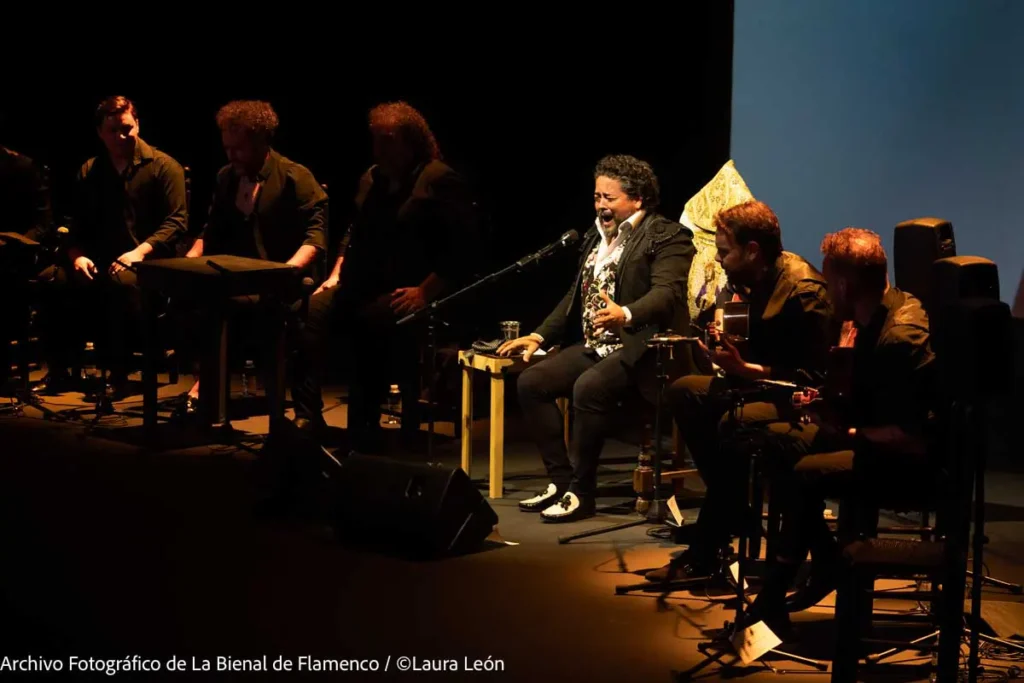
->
[[581, 233, 628, 357]]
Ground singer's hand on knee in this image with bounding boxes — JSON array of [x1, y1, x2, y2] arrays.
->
[[498, 336, 540, 362], [74, 256, 97, 280]]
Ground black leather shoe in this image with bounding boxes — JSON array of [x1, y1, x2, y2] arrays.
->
[[645, 550, 719, 582], [785, 560, 839, 612], [519, 483, 565, 512], [32, 370, 76, 395]]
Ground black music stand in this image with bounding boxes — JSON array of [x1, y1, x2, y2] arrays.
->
[[137, 256, 301, 445]]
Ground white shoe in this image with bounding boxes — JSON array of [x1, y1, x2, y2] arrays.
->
[[519, 483, 563, 512], [540, 491, 595, 523]]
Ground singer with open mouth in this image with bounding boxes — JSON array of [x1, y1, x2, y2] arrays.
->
[[498, 155, 694, 522]]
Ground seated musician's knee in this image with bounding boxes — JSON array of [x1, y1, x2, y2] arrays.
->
[[572, 369, 614, 413], [516, 362, 549, 403], [668, 374, 711, 408]]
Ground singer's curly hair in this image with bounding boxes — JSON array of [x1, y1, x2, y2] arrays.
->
[[216, 100, 280, 142], [369, 101, 441, 164], [594, 155, 660, 211], [821, 227, 889, 296]]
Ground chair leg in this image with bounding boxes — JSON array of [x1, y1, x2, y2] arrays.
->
[[831, 570, 864, 683], [749, 469, 765, 562], [765, 491, 781, 563]]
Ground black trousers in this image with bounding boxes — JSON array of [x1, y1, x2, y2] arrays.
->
[[668, 374, 790, 557], [516, 344, 638, 498], [38, 266, 143, 380], [761, 420, 933, 564], [294, 287, 422, 447]]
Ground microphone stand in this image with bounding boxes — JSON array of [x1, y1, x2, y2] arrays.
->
[[397, 243, 573, 461]]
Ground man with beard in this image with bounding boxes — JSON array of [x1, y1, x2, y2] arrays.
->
[[646, 199, 835, 580], [293, 101, 476, 452], [498, 154, 694, 523], [181, 100, 327, 413], [734, 227, 934, 638]]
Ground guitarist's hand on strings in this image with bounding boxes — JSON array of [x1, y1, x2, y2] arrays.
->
[[696, 333, 770, 380]]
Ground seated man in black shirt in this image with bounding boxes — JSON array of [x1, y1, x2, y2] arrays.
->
[[183, 100, 327, 409], [648, 200, 835, 579], [52, 96, 187, 396], [294, 101, 475, 450], [0, 144, 53, 389], [741, 227, 934, 636]]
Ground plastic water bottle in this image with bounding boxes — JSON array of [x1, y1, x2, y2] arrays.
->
[[241, 360, 255, 398]]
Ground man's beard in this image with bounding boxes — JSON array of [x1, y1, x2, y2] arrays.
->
[[724, 264, 758, 291]]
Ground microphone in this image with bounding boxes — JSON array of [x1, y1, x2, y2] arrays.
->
[[516, 230, 580, 268]]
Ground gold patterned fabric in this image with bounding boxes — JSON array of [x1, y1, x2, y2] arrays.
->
[[680, 160, 755, 322]]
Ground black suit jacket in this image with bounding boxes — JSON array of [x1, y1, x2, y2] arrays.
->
[[337, 159, 477, 303], [534, 213, 695, 371]]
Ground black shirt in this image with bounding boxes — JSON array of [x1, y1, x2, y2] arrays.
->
[[72, 138, 187, 267], [721, 252, 837, 387], [851, 287, 934, 431], [337, 160, 475, 303], [201, 149, 327, 268], [0, 146, 51, 242]]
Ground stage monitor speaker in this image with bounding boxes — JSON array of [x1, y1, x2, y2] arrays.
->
[[932, 296, 1012, 400], [931, 256, 1000, 310], [328, 454, 498, 558], [894, 217, 957, 310]]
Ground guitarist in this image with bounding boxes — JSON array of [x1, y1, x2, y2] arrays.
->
[[648, 200, 836, 581], [739, 227, 934, 637]]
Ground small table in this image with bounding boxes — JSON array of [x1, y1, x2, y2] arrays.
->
[[458, 350, 568, 499]]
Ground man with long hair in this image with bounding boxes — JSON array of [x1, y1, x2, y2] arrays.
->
[[295, 101, 476, 451]]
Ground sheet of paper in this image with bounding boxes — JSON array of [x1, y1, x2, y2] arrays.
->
[[729, 561, 750, 592], [731, 620, 782, 665]]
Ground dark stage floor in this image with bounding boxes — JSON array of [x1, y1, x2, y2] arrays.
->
[[2, 379, 1023, 681]]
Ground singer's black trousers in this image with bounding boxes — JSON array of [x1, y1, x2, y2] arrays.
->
[[516, 344, 636, 498]]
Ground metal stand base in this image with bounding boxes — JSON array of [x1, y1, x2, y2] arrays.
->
[[967, 569, 1023, 594], [558, 498, 671, 545]]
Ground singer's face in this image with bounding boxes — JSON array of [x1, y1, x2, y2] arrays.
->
[[98, 111, 138, 158], [221, 127, 267, 177], [594, 177, 642, 231]]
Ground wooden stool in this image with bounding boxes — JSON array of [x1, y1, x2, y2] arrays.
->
[[458, 350, 568, 499]]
